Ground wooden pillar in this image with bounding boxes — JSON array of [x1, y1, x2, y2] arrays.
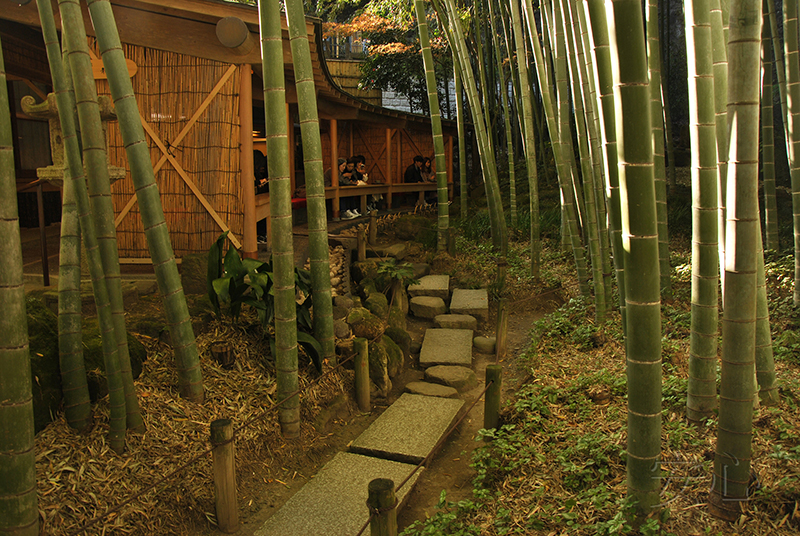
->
[[385, 128, 393, 209], [367, 479, 397, 536], [211, 419, 239, 532], [240, 65, 257, 259], [287, 102, 295, 192], [446, 134, 454, 201], [332, 119, 340, 218]]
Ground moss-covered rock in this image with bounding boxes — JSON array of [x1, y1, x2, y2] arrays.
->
[[394, 215, 435, 241], [382, 335, 404, 378], [346, 307, 386, 339], [365, 292, 389, 320], [385, 326, 411, 362], [351, 259, 381, 283], [387, 301, 407, 330], [360, 278, 378, 297], [180, 253, 209, 295], [26, 297, 62, 433], [367, 339, 391, 397]]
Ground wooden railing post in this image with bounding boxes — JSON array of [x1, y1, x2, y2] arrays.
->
[[357, 228, 367, 261], [354, 337, 370, 412], [495, 298, 508, 361], [484, 365, 502, 439], [369, 210, 378, 245], [210, 419, 239, 533], [367, 478, 397, 536]]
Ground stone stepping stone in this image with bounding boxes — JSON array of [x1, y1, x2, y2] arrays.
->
[[473, 336, 496, 354], [450, 288, 489, 324], [405, 381, 459, 398], [434, 314, 477, 331], [419, 328, 473, 368], [254, 452, 421, 536], [410, 296, 446, 319], [368, 243, 408, 260], [425, 365, 478, 392], [408, 275, 450, 300], [349, 393, 464, 465], [411, 263, 431, 279]]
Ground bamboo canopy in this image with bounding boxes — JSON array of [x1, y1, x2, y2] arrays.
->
[[2, 0, 461, 259]]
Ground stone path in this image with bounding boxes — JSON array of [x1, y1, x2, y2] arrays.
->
[[255, 282, 490, 536]]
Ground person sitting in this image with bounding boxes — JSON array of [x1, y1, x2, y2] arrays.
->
[[254, 150, 268, 194], [336, 158, 361, 220], [404, 155, 424, 183], [420, 157, 434, 182]]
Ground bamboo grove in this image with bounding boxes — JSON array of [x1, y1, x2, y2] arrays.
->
[[415, 0, 788, 524], [2, 0, 800, 531]]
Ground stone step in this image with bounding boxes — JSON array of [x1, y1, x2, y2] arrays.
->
[[419, 328, 473, 368], [450, 288, 489, 324], [410, 296, 446, 319], [408, 275, 450, 300], [254, 452, 422, 536], [434, 313, 478, 331], [424, 365, 478, 392], [405, 381, 460, 398], [349, 393, 465, 465], [473, 336, 496, 354]]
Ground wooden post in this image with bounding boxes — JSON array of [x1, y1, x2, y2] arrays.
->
[[369, 210, 378, 245], [385, 127, 392, 185], [354, 337, 370, 412], [332, 119, 340, 218], [447, 227, 457, 257], [367, 478, 397, 536], [239, 65, 257, 259], [495, 298, 507, 361], [357, 228, 367, 261], [210, 419, 239, 533], [484, 365, 502, 438]]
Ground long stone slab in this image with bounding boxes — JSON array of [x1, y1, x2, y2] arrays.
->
[[449, 288, 489, 323], [254, 452, 421, 536], [349, 393, 464, 464], [408, 275, 450, 300], [419, 328, 473, 368]]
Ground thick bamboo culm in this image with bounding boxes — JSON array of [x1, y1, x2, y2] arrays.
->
[[484, 365, 502, 435], [210, 418, 239, 533], [92, 41, 243, 258], [367, 478, 397, 536], [354, 337, 370, 412]]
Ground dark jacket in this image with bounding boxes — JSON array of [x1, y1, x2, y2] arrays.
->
[[404, 163, 422, 183]]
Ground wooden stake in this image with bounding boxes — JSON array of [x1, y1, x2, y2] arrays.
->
[[369, 211, 378, 245], [495, 298, 508, 361], [447, 227, 456, 257], [357, 228, 367, 261], [367, 478, 397, 536], [210, 419, 239, 533], [484, 365, 502, 438], [354, 337, 370, 413]]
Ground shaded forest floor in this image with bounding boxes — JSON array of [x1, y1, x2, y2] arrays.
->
[[30, 200, 800, 536]]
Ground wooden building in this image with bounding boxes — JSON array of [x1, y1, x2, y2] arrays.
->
[[4, 0, 461, 261]]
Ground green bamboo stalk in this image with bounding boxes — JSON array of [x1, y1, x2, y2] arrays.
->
[[685, 0, 720, 424], [710, 0, 729, 299], [709, 0, 761, 517], [783, 0, 800, 307], [583, 0, 627, 322], [0, 34, 39, 536], [488, 0, 518, 229], [559, 0, 605, 320], [509, 0, 540, 280], [260, 0, 300, 437], [59, 0, 143, 432], [551, 0, 590, 297], [45, 0, 126, 452], [756, 224, 780, 404], [85, 0, 204, 403], [413, 0, 450, 251], [607, 0, 662, 518], [455, 64, 468, 218], [647, 0, 672, 301], [53, 31, 91, 432], [436, 0, 508, 256], [768, 0, 790, 146], [762, 0, 780, 252], [283, 0, 336, 359]]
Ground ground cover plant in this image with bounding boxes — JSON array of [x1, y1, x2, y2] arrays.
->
[[401, 235, 800, 535]]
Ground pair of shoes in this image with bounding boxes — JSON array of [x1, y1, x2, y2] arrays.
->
[[341, 210, 358, 220], [366, 204, 376, 213], [257, 235, 268, 244], [352, 209, 362, 217]]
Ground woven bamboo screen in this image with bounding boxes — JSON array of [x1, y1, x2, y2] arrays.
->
[[325, 60, 382, 106], [94, 42, 243, 258]]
